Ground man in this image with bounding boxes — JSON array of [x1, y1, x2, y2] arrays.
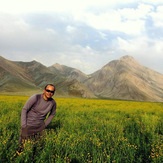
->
[[19, 84, 56, 143]]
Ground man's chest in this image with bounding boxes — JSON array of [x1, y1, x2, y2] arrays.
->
[[32, 100, 53, 114]]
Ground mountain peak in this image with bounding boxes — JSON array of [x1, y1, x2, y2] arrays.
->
[[0, 56, 5, 59], [120, 55, 135, 61], [119, 55, 139, 66], [1, 55, 163, 101], [52, 63, 63, 70], [0, 56, 9, 62]]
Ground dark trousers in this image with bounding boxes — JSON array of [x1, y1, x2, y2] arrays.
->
[[19, 124, 45, 144]]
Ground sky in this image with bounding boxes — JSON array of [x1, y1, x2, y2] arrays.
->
[[0, 0, 163, 74]]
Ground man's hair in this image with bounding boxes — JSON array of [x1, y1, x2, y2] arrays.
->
[[44, 84, 55, 90]]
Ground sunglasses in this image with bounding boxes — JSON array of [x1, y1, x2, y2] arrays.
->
[[46, 89, 55, 94]]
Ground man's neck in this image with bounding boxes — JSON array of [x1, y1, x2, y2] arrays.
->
[[43, 94, 49, 101]]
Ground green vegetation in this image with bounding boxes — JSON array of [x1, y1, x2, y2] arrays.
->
[[0, 95, 162, 162]]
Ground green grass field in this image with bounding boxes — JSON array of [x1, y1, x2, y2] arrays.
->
[[0, 95, 162, 163]]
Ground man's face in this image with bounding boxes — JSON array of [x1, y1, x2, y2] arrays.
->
[[43, 85, 55, 99]]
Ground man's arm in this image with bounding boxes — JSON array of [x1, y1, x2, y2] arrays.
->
[[44, 102, 56, 127], [21, 94, 37, 128]]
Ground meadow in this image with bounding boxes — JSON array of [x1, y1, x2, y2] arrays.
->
[[0, 95, 162, 163]]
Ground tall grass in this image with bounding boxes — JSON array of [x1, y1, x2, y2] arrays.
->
[[0, 95, 162, 162]]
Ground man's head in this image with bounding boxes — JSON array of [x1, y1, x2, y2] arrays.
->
[[43, 84, 55, 100]]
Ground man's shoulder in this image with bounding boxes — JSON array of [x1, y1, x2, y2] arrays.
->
[[29, 94, 42, 100], [45, 98, 56, 108], [31, 94, 42, 98], [50, 98, 56, 105], [36, 94, 42, 98]]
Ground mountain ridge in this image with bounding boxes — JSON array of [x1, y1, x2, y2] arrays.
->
[[0, 55, 163, 102], [84, 55, 163, 101], [0, 56, 94, 98]]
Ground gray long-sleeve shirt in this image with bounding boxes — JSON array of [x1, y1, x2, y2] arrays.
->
[[21, 94, 56, 128]]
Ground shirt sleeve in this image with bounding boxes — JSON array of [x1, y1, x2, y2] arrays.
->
[[21, 94, 37, 128], [45, 101, 57, 127]]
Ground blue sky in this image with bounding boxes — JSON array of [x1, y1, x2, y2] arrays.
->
[[0, 0, 163, 74]]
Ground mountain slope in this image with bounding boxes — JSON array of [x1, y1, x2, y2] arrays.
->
[[84, 55, 163, 101], [0, 55, 163, 101], [0, 56, 36, 92], [56, 79, 96, 98], [14, 61, 95, 97], [49, 63, 88, 82], [0, 56, 95, 98], [14, 60, 65, 87]]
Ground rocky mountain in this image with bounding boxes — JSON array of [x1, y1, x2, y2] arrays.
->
[[14, 60, 64, 87], [0, 56, 94, 97], [56, 79, 96, 98], [49, 63, 88, 82], [0, 55, 163, 102], [0, 56, 36, 93], [84, 55, 163, 102]]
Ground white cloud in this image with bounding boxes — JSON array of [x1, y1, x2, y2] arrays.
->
[[73, 3, 155, 35], [117, 36, 151, 55], [0, 13, 29, 34], [119, 4, 154, 19], [86, 46, 91, 50], [150, 6, 163, 27], [0, 0, 140, 14], [117, 36, 163, 73], [117, 36, 163, 56], [142, 0, 163, 4], [66, 25, 76, 33], [98, 31, 107, 40], [0, 0, 76, 14], [0, 1, 163, 74], [81, 10, 145, 35], [0, 1, 159, 36]]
